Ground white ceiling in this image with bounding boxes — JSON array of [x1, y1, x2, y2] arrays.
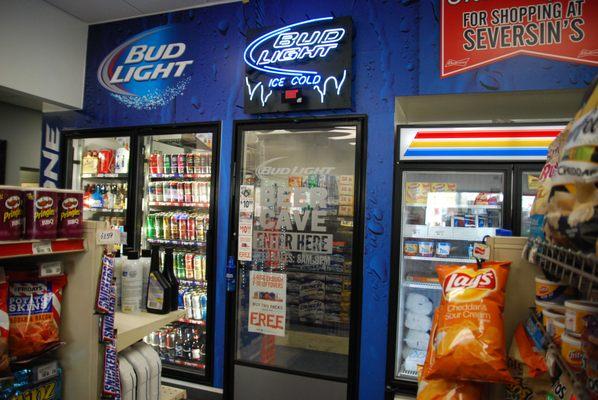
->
[[43, 0, 240, 24]]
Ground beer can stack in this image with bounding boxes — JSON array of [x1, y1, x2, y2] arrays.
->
[[148, 180, 210, 204], [144, 322, 207, 369], [149, 152, 211, 177], [146, 212, 209, 244]]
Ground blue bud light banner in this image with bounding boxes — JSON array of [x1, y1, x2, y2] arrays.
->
[[244, 16, 353, 114], [97, 24, 196, 110]]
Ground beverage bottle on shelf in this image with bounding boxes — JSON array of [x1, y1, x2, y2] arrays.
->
[[146, 246, 172, 314], [174, 327, 184, 360], [191, 330, 201, 362], [113, 250, 123, 312], [177, 154, 185, 174], [114, 144, 129, 174], [158, 329, 166, 359], [148, 182, 155, 203], [121, 251, 143, 313], [146, 215, 155, 239], [163, 154, 171, 175], [163, 247, 179, 311], [176, 182, 184, 202], [182, 329, 192, 361], [166, 330, 176, 360], [199, 292, 207, 320], [170, 214, 179, 240], [120, 184, 128, 209], [193, 154, 201, 174], [83, 184, 91, 208], [140, 249, 152, 311], [149, 153, 158, 175], [162, 213, 171, 240], [91, 184, 103, 208]]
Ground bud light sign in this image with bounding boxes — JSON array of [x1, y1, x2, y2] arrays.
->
[[244, 17, 353, 114], [97, 25, 194, 110]]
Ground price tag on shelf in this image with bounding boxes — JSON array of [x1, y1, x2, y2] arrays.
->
[[34, 360, 59, 383], [39, 261, 63, 277], [32, 241, 52, 255], [96, 230, 121, 245]]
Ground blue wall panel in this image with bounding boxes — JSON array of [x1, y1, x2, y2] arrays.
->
[[43, 0, 597, 397]]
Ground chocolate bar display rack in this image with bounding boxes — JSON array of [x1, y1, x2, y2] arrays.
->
[[526, 238, 598, 301], [528, 310, 591, 400]]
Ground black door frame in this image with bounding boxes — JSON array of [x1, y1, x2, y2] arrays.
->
[[224, 115, 368, 400]]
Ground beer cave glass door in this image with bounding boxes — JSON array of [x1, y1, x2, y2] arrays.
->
[[140, 131, 215, 378], [520, 170, 541, 237], [71, 136, 131, 232], [233, 122, 362, 400]]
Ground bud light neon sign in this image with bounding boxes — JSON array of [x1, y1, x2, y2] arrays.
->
[[244, 17, 353, 114], [97, 25, 194, 110]]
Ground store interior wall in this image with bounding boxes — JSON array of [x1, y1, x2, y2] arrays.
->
[[0, 0, 88, 110], [0, 102, 42, 186]]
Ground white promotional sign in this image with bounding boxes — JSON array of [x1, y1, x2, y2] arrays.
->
[[238, 185, 255, 261], [248, 271, 287, 337]]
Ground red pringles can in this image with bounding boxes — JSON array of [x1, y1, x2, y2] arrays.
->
[[57, 189, 84, 238], [23, 188, 59, 239], [0, 186, 23, 240]]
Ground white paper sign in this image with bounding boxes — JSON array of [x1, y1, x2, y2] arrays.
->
[[96, 230, 121, 245], [238, 235, 253, 262], [239, 185, 255, 213], [248, 271, 287, 337], [32, 241, 52, 254], [473, 242, 490, 260]]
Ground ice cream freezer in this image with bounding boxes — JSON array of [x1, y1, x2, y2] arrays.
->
[[386, 123, 564, 394]]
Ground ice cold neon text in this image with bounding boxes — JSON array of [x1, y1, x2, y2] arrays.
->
[[109, 43, 193, 84], [268, 74, 322, 88]]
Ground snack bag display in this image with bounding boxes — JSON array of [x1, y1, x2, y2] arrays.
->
[[422, 262, 513, 383], [544, 82, 598, 252], [416, 366, 482, 400], [0, 360, 62, 400], [7, 272, 67, 359]]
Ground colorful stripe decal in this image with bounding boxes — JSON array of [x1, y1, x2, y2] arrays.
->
[[404, 148, 549, 157], [413, 130, 560, 140], [402, 127, 563, 159]]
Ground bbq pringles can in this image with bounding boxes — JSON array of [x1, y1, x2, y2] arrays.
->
[[23, 188, 59, 239], [0, 186, 24, 240], [57, 189, 84, 238]]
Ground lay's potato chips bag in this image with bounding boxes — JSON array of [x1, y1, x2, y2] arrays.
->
[[422, 262, 513, 384]]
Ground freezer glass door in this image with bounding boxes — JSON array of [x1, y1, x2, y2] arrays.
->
[[234, 125, 359, 380], [140, 132, 215, 377], [520, 170, 541, 237], [394, 170, 505, 380], [71, 137, 130, 231]]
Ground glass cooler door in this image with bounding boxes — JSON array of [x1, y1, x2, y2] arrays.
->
[[70, 136, 131, 232], [394, 169, 506, 381], [140, 131, 216, 378], [519, 169, 541, 237]]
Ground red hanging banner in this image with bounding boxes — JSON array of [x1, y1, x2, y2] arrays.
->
[[441, 0, 598, 78]]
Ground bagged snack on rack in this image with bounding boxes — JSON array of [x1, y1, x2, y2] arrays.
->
[[0, 271, 9, 377], [544, 80, 598, 252], [7, 272, 67, 359], [505, 324, 552, 400], [0, 360, 62, 400], [422, 262, 513, 383], [416, 366, 482, 400]]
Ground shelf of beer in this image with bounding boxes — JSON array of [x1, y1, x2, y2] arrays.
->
[[178, 317, 206, 326], [149, 173, 211, 180], [115, 309, 186, 352], [0, 238, 86, 259], [149, 201, 210, 208], [403, 255, 474, 263], [81, 173, 128, 179], [147, 238, 207, 248], [84, 207, 125, 214]]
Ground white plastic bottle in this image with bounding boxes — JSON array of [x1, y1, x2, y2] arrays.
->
[[139, 250, 152, 311], [113, 250, 124, 312], [121, 251, 143, 313], [119, 354, 137, 400], [122, 347, 150, 400], [133, 341, 161, 400]]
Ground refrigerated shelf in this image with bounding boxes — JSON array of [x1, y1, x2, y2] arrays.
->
[[403, 225, 496, 241], [149, 201, 210, 208], [403, 255, 474, 263], [85, 207, 125, 213], [0, 238, 86, 259], [403, 281, 442, 290], [115, 310, 185, 352], [149, 173, 211, 180], [81, 173, 128, 179], [405, 203, 501, 209], [147, 238, 207, 248]]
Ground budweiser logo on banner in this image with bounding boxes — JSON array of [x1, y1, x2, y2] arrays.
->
[[441, 0, 598, 77]]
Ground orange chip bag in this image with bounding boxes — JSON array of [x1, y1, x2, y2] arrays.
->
[[417, 366, 482, 400], [422, 262, 514, 383], [7, 272, 67, 359]]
